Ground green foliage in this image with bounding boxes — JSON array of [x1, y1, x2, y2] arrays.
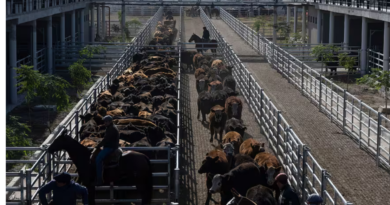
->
[[285, 32, 308, 47], [252, 17, 266, 33], [14, 65, 41, 103], [338, 53, 356, 73], [112, 24, 120, 33], [38, 74, 71, 111], [357, 68, 390, 108], [79, 45, 106, 70], [311, 44, 340, 64], [68, 59, 91, 96], [275, 22, 290, 38], [118, 11, 122, 23], [6, 116, 31, 159]]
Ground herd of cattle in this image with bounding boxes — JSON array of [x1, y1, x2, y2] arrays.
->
[[75, 14, 288, 204], [190, 54, 286, 204]]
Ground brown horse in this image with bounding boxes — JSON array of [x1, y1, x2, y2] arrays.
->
[[188, 33, 218, 56], [47, 130, 153, 205]]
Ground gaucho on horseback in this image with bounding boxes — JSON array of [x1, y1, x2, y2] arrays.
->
[[95, 115, 120, 186], [203, 27, 210, 42]]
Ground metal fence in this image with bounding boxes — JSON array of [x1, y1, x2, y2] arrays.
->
[[201, 7, 353, 204], [220, 7, 390, 171], [307, 0, 390, 13], [6, 7, 184, 205]]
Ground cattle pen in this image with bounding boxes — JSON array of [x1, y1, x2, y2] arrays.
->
[[6, 3, 390, 205]]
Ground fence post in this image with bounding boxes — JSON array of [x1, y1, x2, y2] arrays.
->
[[376, 112, 382, 166], [319, 75, 322, 112], [20, 170, 25, 205], [276, 111, 282, 155], [46, 153, 52, 202], [320, 169, 329, 205], [25, 169, 32, 205], [106, 72, 110, 87], [301, 62, 304, 95], [301, 145, 309, 202], [342, 90, 347, 134], [75, 110, 79, 142]]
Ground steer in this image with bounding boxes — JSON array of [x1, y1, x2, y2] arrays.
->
[[222, 131, 243, 156], [209, 105, 227, 143], [225, 118, 247, 138], [240, 138, 265, 159], [225, 96, 243, 120], [254, 152, 282, 186]]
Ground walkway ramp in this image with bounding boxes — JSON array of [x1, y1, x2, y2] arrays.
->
[[211, 18, 390, 205]]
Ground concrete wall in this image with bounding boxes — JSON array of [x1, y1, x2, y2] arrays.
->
[[308, 6, 318, 44]]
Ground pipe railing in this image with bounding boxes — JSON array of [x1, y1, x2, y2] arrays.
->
[[201, 7, 353, 204], [307, 0, 390, 13], [6, 0, 87, 16], [220, 7, 390, 171]]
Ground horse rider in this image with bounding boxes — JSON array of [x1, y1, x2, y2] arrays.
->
[[274, 173, 300, 205], [95, 115, 120, 186], [38, 172, 88, 205], [306, 194, 324, 205], [211, 2, 215, 9], [202, 27, 210, 42]]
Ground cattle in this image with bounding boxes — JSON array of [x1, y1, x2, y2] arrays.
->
[[181, 50, 197, 71], [197, 91, 213, 122], [193, 53, 205, 68], [233, 153, 256, 168], [222, 131, 243, 155], [106, 108, 126, 117], [209, 105, 227, 143], [225, 96, 243, 120], [119, 130, 146, 143], [198, 149, 230, 205], [225, 118, 247, 138], [152, 96, 165, 111], [195, 68, 206, 79], [208, 80, 223, 92], [218, 69, 230, 82], [196, 74, 209, 94], [254, 152, 282, 186], [246, 185, 277, 205], [113, 118, 157, 128], [138, 110, 152, 118], [209, 162, 264, 202], [223, 87, 239, 97], [211, 90, 229, 107], [223, 75, 236, 91], [80, 137, 131, 148], [240, 138, 265, 159], [211, 59, 225, 70]]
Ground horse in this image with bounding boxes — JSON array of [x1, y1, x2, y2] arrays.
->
[[47, 130, 153, 205], [188, 33, 218, 56]]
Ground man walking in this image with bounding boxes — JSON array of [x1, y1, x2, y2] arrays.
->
[[38, 172, 88, 205], [95, 115, 120, 186]]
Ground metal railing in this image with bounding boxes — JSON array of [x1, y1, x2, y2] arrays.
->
[[6, 0, 87, 16], [220, 7, 390, 171], [36, 48, 46, 73], [307, 0, 390, 13], [15, 55, 32, 92], [202, 7, 353, 204], [6, 7, 176, 205], [368, 49, 389, 71]]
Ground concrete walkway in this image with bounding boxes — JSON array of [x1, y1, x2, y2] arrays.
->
[[211, 18, 390, 205]]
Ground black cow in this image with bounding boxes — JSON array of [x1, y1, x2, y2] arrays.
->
[[225, 118, 247, 138]]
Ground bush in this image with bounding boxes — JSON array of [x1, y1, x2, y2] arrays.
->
[[6, 116, 31, 159]]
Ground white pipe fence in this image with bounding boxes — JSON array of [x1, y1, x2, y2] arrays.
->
[[220, 7, 390, 171], [200, 7, 353, 205]]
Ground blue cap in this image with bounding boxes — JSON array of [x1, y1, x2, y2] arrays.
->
[[54, 172, 71, 183], [103, 115, 113, 122], [307, 194, 323, 204]]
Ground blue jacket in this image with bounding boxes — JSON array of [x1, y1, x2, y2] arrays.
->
[[38, 180, 88, 205]]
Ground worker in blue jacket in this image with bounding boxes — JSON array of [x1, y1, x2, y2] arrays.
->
[[38, 172, 88, 205]]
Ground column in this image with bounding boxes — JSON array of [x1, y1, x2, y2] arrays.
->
[[121, 3, 126, 42], [302, 6, 306, 42], [329, 11, 334, 44], [91, 4, 95, 43], [286, 6, 290, 25], [294, 6, 297, 33], [383, 22, 389, 71], [343, 14, 349, 50], [96, 4, 100, 39], [317, 10, 322, 44], [9, 23, 17, 104], [71, 10, 76, 45], [80, 9, 85, 44], [47, 16, 53, 74], [32, 20, 37, 70], [61, 12, 65, 61], [273, 6, 277, 43], [102, 5, 106, 38], [361, 17, 367, 75]]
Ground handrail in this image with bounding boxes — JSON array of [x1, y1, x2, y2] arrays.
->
[[6, 0, 88, 16], [306, 0, 390, 13], [201, 7, 353, 204], [219, 7, 390, 172]]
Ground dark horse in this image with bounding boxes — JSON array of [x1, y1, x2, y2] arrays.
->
[[47, 130, 153, 205], [188, 33, 218, 56]]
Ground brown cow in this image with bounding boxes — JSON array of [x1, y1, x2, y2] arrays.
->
[[198, 149, 230, 205], [239, 138, 265, 159], [211, 59, 225, 70], [222, 131, 243, 155], [99, 107, 125, 117], [225, 96, 243, 119], [194, 68, 206, 79], [209, 105, 227, 143], [208, 80, 223, 92], [138, 110, 152, 118], [254, 152, 282, 186], [80, 137, 130, 148], [98, 90, 113, 101], [193, 53, 205, 68], [113, 118, 157, 128]]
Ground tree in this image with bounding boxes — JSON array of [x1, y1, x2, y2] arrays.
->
[[338, 52, 357, 90], [37, 74, 71, 133], [14, 65, 42, 125], [112, 24, 120, 33], [311, 44, 340, 73], [357, 68, 390, 109], [68, 59, 91, 98], [275, 22, 291, 39], [252, 17, 266, 34], [6, 116, 31, 159], [126, 18, 142, 37], [79, 45, 106, 72]]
